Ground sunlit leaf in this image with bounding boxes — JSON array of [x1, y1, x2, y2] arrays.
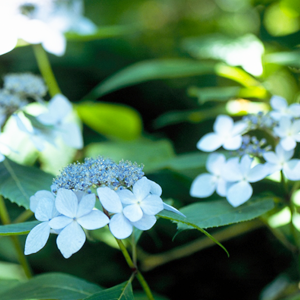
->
[[84, 59, 216, 98], [0, 159, 53, 209], [83, 281, 133, 300], [76, 102, 142, 140], [0, 221, 40, 236], [264, 51, 300, 68], [0, 273, 102, 300], [176, 198, 274, 230]]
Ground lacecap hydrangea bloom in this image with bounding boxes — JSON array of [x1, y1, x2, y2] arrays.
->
[[25, 157, 183, 258], [191, 95, 300, 207]]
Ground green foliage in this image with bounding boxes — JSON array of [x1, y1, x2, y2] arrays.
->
[[176, 198, 275, 230], [83, 281, 133, 300], [76, 102, 142, 140], [0, 273, 102, 300], [0, 221, 40, 236], [0, 159, 53, 209]]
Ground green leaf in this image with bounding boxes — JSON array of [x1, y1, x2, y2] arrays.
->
[[0, 273, 102, 300], [0, 159, 53, 209], [177, 197, 274, 230], [0, 221, 40, 236], [264, 51, 300, 67], [76, 102, 142, 140], [85, 138, 175, 173], [0, 280, 19, 294], [83, 281, 133, 300], [84, 59, 216, 98], [157, 210, 229, 256]]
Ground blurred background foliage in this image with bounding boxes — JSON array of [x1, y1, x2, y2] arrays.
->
[[2, 0, 300, 299]]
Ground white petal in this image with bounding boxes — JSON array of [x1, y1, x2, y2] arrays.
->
[[206, 153, 226, 175], [117, 189, 136, 205], [30, 190, 54, 213], [197, 133, 223, 152], [141, 195, 164, 215], [132, 214, 157, 230], [35, 197, 55, 222], [146, 178, 162, 196], [190, 173, 216, 198], [263, 151, 279, 164], [56, 222, 86, 258], [270, 95, 287, 110], [109, 213, 133, 239], [56, 189, 78, 218], [247, 164, 268, 182], [19, 19, 46, 44], [223, 135, 242, 150], [290, 104, 300, 118], [42, 27, 66, 56], [280, 137, 296, 151], [77, 193, 95, 218], [24, 222, 50, 255], [49, 95, 72, 121], [283, 160, 300, 181], [221, 157, 242, 182], [226, 181, 253, 207], [240, 155, 252, 177], [264, 162, 281, 176], [213, 115, 233, 134], [162, 203, 186, 217], [49, 216, 72, 230], [216, 178, 228, 197], [123, 204, 143, 222], [133, 177, 151, 200], [59, 123, 83, 149], [97, 187, 122, 213], [0, 28, 17, 55], [231, 121, 248, 136], [77, 210, 109, 230]]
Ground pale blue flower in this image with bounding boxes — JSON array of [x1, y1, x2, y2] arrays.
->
[[270, 96, 300, 121], [49, 189, 109, 258], [25, 190, 59, 255]]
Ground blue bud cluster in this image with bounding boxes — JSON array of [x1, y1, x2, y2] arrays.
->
[[52, 156, 144, 193], [3, 73, 47, 99], [242, 112, 277, 130], [0, 89, 28, 118], [236, 135, 272, 157]]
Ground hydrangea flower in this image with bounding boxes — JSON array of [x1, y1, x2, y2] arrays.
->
[[269, 96, 300, 121], [263, 144, 300, 181], [24, 190, 60, 255], [49, 189, 109, 258], [221, 155, 268, 207], [190, 153, 228, 198], [0, 0, 97, 56], [197, 115, 247, 152], [273, 116, 300, 151]]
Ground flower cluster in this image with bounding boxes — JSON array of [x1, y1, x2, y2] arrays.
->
[[191, 96, 300, 207], [0, 0, 97, 56], [25, 157, 183, 258]]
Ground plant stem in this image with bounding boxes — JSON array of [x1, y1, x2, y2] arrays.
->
[[32, 44, 61, 97], [0, 196, 32, 278], [116, 238, 155, 300]]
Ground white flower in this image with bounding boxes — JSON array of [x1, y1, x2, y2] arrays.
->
[[0, 0, 97, 56], [49, 189, 109, 258], [197, 115, 247, 152], [270, 96, 300, 121], [190, 153, 228, 198], [263, 144, 300, 181], [116, 177, 164, 222], [273, 117, 300, 151], [222, 155, 267, 207], [14, 94, 83, 151], [25, 190, 59, 255], [97, 187, 157, 239]]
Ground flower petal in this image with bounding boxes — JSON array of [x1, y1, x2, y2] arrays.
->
[[77, 193, 95, 218], [109, 213, 133, 239], [133, 177, 151, 201], [263, 151, 279, 164], [97, 187, 122, 213], [49, 216, 72, 230], [223, 135, 242, 150], [247, 164, 268, 182], [140, 195, 164, 215], [24, 222, 50, 255], [226, 181, 253, 207], [213, 115, 233, 134], [190, 174, 216, 198], [117, 189, 136, 205], [146, 178, 162, 196], [197, 133, 223, 152], [59, 123, 83, 149], [283, 160, 300, 181], [56, 222, 86, 258], [206, 153, 226, 175], [132, 214, 157, 230], [280, 137, 296, 151], [42, 27, 66, 56], [77, 210, 109, 230], [123, 204, 143, 222], [56, 189, 78, 218], [35, 197, 55, 222], [270, 95, 287, 111], [30, 190, 54, 213], [222, 157, 242, 182]]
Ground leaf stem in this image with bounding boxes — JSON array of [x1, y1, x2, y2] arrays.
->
[[32, 44, 61, 97], [0, 196, 32, 278], [116, 238, 155, 300]]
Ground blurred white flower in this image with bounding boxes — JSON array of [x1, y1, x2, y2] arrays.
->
[[270, 96, 300, 121], [222, 155, 267, 207], [0, 0, 97, 56], [190, 153, 229, 198], [197, 115, 247, 152]]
